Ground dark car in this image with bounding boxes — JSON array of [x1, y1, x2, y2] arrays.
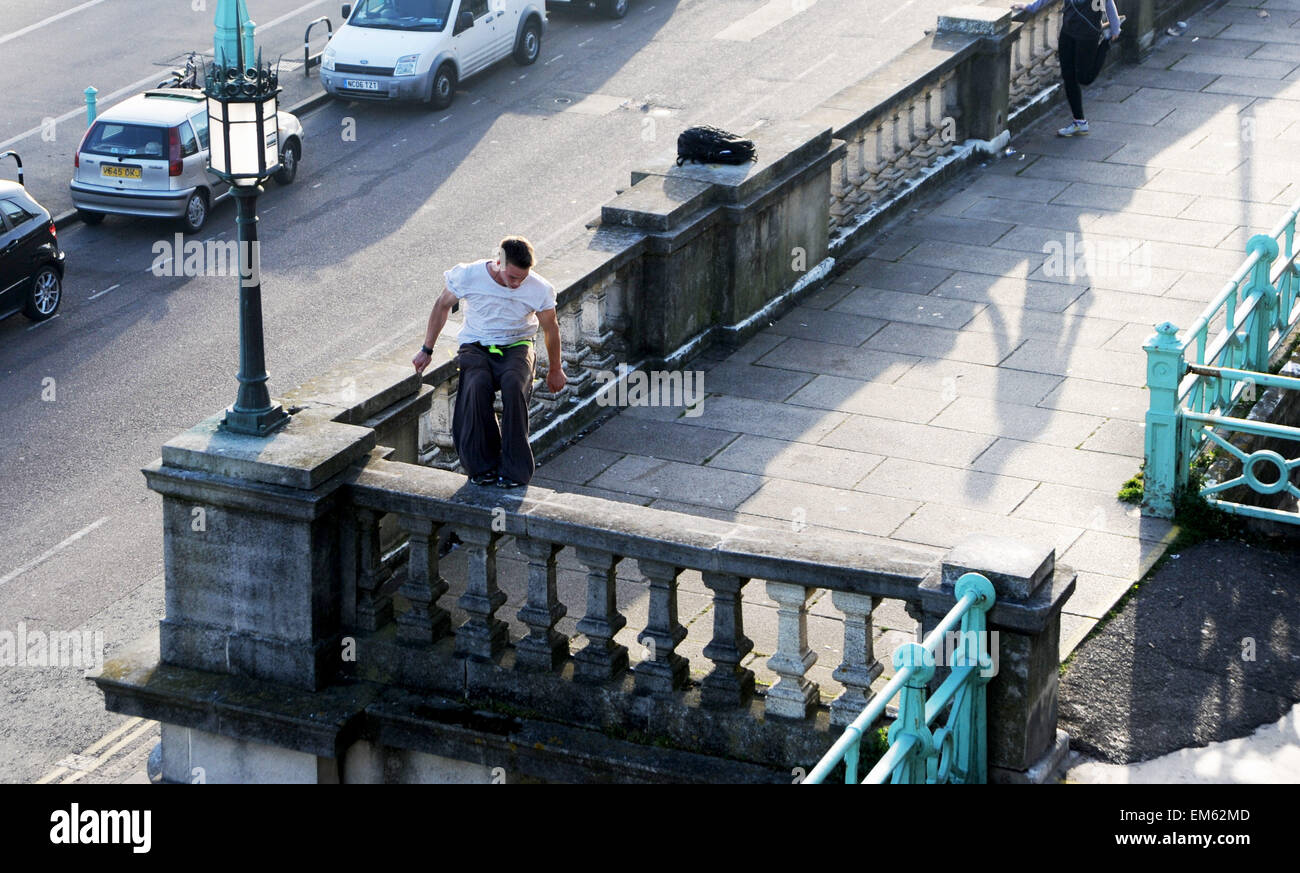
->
[[1, 154, 65, 322], [545, 0, 629, 19]]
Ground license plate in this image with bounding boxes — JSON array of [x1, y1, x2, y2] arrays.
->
[[102, 165, 142, 179], [345, 79, 380, 91]]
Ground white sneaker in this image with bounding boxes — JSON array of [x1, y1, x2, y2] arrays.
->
[[1058, 119, 1089, 137]]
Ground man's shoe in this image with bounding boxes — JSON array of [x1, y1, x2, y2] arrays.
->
[[470, 471, 498, 486], [1057, 119, 1089, 137], [494, 475, 527, 489]]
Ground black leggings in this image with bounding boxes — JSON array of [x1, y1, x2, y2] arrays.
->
[[1059, 30, 1111, 120]]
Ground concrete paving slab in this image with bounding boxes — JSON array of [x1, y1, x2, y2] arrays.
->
[[705, 433, 886, 489], [830, 286, 986, 327], [931, 272, 1088, 312], [1035, 376, 1151, 421], [785, 373, 954, 423], [854, 457, 1039, 515], [769, 306, 888, 346], [1063, 571, 1140, 621], [864, 321, 1025, 366], [535, 445, 627, 485], [680, 392, 851, 444], [579, 416, 741, 465], [693, 359, 816, 402], [738, 479, 921, 537], [894, 358, 1063, 403], [1000, 339, 1148, 387], [1078, 418, 1146, 457], [961, 307, 1127, 349], [838, 258, 953, 293], [1059, 528, 1169, 579], [587, 455, 765, 509], [819, 414, 997, 467], [891, 501, 1084, 556], [972, 438, 1144, 490], [754, 336, 920, 382], [928, 395, 1107, 447], [1011, 482, 1176, 543]]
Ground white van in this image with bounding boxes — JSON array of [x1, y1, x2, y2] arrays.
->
[[320, 0, 547, 109]]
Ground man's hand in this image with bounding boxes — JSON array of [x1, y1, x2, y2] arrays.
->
[[546, 364, 567, 394], [413, 348, 432, 374]]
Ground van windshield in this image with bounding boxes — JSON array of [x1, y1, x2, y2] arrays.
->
[[349, 0, 453, 31]]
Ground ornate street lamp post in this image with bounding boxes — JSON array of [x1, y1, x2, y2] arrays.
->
[[207, 1, 289, 436]]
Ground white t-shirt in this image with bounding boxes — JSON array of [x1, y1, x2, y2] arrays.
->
[[443, 260, 557, 346]]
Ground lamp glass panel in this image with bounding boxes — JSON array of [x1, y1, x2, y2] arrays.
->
[[228, 121, 261, 176], [227, 102, 257, 124]]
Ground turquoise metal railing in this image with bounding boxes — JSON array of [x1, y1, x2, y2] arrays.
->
[[803, 573, 996, 784], [1144, 197, 1300, 520]]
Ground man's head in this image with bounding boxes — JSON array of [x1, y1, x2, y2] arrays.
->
[[493, 236, 535, 289]]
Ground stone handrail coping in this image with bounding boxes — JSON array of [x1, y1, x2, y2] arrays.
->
[[346, 455, 936, 599], [797, 32, 981, 143]]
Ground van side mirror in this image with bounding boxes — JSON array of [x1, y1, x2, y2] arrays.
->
[[454, 10, 474, 34], [342, 3, 351, 19]]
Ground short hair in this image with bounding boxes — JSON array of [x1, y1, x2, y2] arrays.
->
[[499, 236, 535, 270]]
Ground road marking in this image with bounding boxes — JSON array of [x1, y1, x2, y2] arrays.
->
[[0, 517, 110, 588], [59, 720, 157, 784], [578, 37, 593, 47], [146, 258, 172, 274], [714, 0, 817, 42], [545, 53, 564, 65], [879, 0, 917, 26], [0, 0, 327, 151], [0, 0, 111, 48], [36, 715, 147, 783], [88, 283, 120, 300], [25, 314, 61, 331]]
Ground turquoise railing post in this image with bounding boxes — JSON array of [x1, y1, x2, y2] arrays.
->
[[947, 572, 996, 783], [84, 86, 98, 125], [1143, 321, 1185, 518], [887, 642, 936, 784], [1245, 234, 1280, 373]]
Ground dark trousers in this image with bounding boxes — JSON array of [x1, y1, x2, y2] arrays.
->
[[1059, 30, 1111, 119], [452, 342, 536, 483]]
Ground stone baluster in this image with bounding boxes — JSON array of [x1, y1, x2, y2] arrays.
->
[[829, 591, 884, 727], [634, 560, 688, 695], [354, 508, 394, 632], [829, 148, 853, 222], [573, 547, 628, 681], [764, 582, 819, 719], [897, 96, 921, 175], [580, 275, 618, 377], [700, 571, 755, 708], [453, 526, 508, 661], [914, 88, 939, 162], [880, 110, 906, 187], [419, 379, 458, 469], [515, 537, 568, 671], [865, 120, 888, 196], [396, 515, 451, 645]]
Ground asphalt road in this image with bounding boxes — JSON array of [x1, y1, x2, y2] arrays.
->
[[0, 0, 960, 783]]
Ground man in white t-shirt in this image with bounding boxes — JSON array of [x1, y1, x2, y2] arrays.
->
[[412, 236, 566, 488]]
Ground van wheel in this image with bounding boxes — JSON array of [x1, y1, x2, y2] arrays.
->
[[180, 190, 208, 234], [77, 209, 105, 226], [430, 63, 457, 110], [274, 139, 300, 185], [605, 0, 629, 18], [514, 19, 542, 65], [23, 266, 62, 321]]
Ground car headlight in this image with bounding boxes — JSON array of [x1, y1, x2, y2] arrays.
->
[[322, 48, 335, 71], [394, 54, 420, 77]]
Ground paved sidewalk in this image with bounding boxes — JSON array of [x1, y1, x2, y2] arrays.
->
[[536, 0, 1300, 664]]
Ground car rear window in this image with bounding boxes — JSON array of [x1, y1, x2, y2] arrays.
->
[[0, 198, 39, 227], [82, 122, 167, 159]]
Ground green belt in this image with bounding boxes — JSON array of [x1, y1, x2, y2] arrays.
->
[[485, 339, 532, 356]]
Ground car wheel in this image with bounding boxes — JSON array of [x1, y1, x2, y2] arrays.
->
[[77, 209, 105, 226], [180, 190, 208, 234], [605, 0, 629, 18], [274, 139, 300, 185], [23, 266, 62, 321], [514, 19, 542, 65], [430, 63, 457, 111]]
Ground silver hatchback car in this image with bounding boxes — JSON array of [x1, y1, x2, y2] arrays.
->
[[69, 89, 304, 233]]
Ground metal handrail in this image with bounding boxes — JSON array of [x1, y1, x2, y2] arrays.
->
[[0, 151, 22, 186], [304, 17, 332, 76], [803, 573, 996, 785]]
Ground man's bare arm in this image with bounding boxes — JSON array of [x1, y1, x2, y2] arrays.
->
[[537, 308, 567, 394], [412, 288, 458, 374]]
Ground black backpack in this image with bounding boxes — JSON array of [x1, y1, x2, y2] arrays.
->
[[676, 125, 758, 166]]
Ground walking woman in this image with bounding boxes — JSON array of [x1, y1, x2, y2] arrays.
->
[[1012, 0, 1122, 136]]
